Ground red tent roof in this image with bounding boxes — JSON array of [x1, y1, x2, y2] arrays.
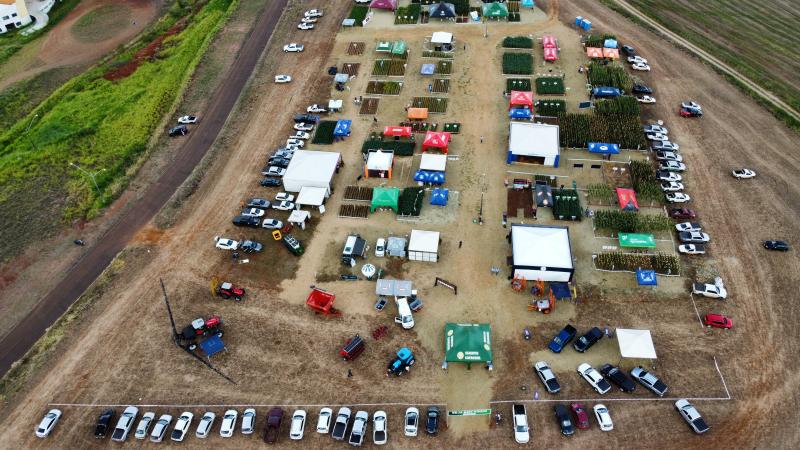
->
[[544, 47, 558, 62], [422, 131, 451, 151], [602, 48, 620, 59], [586, 47, 604, 58], [616, 188, 640, 211], [384, 126, 412, 137], [542, 35, 557, 48], [509, 91, 533, 109]]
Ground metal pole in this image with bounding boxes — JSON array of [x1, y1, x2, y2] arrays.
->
[[70, 163, 104, 195], [25, 113, 39, 151]]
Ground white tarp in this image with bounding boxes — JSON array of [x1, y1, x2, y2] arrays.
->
[[431, 31, 453, 44], [288, 209, 311, 224], [408, 229, 440, 262], [367, 150, 393, 171], [328, 99, 343, 110], [420, 153, 447, 171], [282, 150, 340, 193], [509, 122, 560, 165], [511, 224, 573, 282], [616, 328, 657, 359], [296, 186, 328, 206]]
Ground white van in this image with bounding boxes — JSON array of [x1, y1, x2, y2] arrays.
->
[[394, 297, 415, 329]]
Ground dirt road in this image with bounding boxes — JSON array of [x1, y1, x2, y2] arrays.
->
[[0, 0, 289, 377]]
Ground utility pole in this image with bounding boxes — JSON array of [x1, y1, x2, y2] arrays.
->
[[25, 113, 39, 151], [69, 162, 105, 198]]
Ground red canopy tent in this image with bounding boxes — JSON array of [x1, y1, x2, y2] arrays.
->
[[602, 48, 620, 59], [542, 35, 557, 48], [509, 91, 533, 110], [616, 188, 640, 211], [586, 47, 604, 58], [422, 131, 451, 153], [544, 47, 558, 62], [383, 126, 412, 138]]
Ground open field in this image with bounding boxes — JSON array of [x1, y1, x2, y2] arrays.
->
[[0, 0, 799, 448]]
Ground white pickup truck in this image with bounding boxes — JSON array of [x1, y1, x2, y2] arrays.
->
[[512, 404, 530, 443], [692, 277, 727, 299], [394, 297, 415, 329]]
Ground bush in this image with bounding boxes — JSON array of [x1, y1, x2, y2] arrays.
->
[[502, 52, 533, 75], [594, 210, 672, 232], [362, 139, 416, 156], [585, 33, 616, 48], [588, 62, 632, 92], [398, 187, 424, 216], [535, 100, 565, 116], [587, 183, 614, 204], [594, 96, 641, 116], [395, 4, 420, 24], [348, 5, 369, 25], [507, 78, 532, 91], [535, 77, 565, 95], [422, 50, 453, 58], [595, 252, 680, 275], [312, 120, 337, 144], [502, 36, 533, 49], [629, 160, 662, 204]]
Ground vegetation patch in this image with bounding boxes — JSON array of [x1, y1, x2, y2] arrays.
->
[[553, 188, 582, 221], [362, 137, 416, 156], [398, 187, 424, 216], [372, 59, 406, 77], [502, 52, 533, 75], [535, 77, 565, 95], [502, 36, 533, 49], [312, 120, 337, 145], [587, 183, 614, 204], [588, 62, 632, 92], [422, 50, 453, 58], [594, 210, 672, 232], [558, 113, 647, 149], [506, 78, 531, 92], [395, 4, 421, 25], [594, 96, 641, 115], [443, 122, 460, 134], [535, 100, 565, 116], [412, 96, 448, 113], [595, 252, 680, 275], [584, 33, 617, 48], [366, 81, 403, 95], [435, 60, 452, 75], [347, 5, 369, 25], [0, 66, 82, 130], [431, 78, 450, 93], [629, 160, 663, 204]]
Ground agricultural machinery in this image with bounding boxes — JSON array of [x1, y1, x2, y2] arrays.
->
[[306, 288, 342, 317], [178, 316, 224, 351], [215, 281, 245, 301], [340, 334, 365, 361], [387, 347, 415, 377]]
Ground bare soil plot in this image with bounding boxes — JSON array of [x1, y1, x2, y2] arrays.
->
[[432, 78, 450, 94], [338, 204, 370, 218], [340, 62, 360, 76], [344, 186, 373, 202], [359, 97, 379, 115], [346, 41, 365, 55]]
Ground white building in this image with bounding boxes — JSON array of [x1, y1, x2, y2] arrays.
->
[[408, 229, 440, 262], [281, 150, 341, 194], [510, 224, 574, 282], [507, 122, 560, 166], [0, 0, 31, 34]]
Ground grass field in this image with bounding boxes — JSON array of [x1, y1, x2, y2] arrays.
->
[[603, 0, 800, 116], [0, 66, 83, 130], [71, 4, 134, 42]]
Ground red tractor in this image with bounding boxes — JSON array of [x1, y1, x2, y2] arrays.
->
[[216, 281, 245, 301], [178, 316, 224, 351]]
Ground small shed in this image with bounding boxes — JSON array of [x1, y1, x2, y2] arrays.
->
[[586, 47, 604, 58], [282, 150, 341, 194], [507, 122, 560, 166], [430, 188, 449, 206], [386, 236, 407, 258], [602, 48, 620, 59], [391, 40, 407, 55], [509, 108, 532, 120], [375, 279, 413, 297], [408, 108, 429, 120], [288, 209, 311, 230], [482, 2, 508, 19], [430, 31, 454, 51], [376, 41, 393, 52], [542, 35, 557, 48], [604, 38, 618, 49], [369, 0, 397, 10], [544, 47, 558, 62], [408, 229, 440, 262], [414, 170, 445, 185], [420, 63, 436, 75], [445, 323, 493, 366], [636, 269, 657, 286], [371, 187, 400, 213], [510, 224, 574, 282], [365, 150, 394, 178], [199, 335, 226, 358], [334, 73, 350, 84], [588, 142, 620, 155], [328, 99, 344, 112], [422, 131, 451, 153]]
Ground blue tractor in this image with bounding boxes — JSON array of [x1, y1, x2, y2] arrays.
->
[[387, 347, 415, 377]]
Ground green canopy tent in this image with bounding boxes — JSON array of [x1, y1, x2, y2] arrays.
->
[[618, 233, 657, 248], [482, 2, 509, 19], [391, 40, 407, 55], [445, 323, 493, 368], [371, 187, 400, 213], [376, 41, 392, 52]]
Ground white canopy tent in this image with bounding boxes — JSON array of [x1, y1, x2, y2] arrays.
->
[[510, 224, 574, 282], [287, 210, 311, 230], [328, 99, 343, 112], [375, 279, 413, 297], [408, 229, 440, 262], [296, 186, 328, 207], [367, 150, 393, 171], [616, 328, 657, 359], [282, 150, 340, 194], [508, 122, 560, 166], [420, 153, 447, 171], [431, 31, 453, 44]]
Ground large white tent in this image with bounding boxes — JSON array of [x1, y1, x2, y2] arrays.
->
[[616, 328, 657, 359], [420, 153, 447, 172], [510, 224, 574, 282], [408, 229, 440, 262], [507, 122, 560, 166], [296, 186, 328, 208], [282, 150, 340, 194]]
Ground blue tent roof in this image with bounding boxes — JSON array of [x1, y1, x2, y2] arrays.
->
[[509, 108, 532, 119], [588, 142, 620, 154], [414, 170, 445, 185], [550, 282, 572, 299], [636, 269, 658, 286], [199, 335, 226, 357], [521, 0, 535, 7], [430, 188, 449, 206], [334, 120, 352, 137], [421, 64, 435, 75], [604, 38, 618, 49]]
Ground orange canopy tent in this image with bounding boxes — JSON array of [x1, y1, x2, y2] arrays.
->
[[383, 126, 412, 137], [422, 131, 451, 153], [586, 47, 604, 58], [602, 48, 620, 59], [509, 91, 534, 110], [408, 108, 429, 120]]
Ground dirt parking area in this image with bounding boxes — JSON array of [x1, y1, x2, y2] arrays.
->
[[1, 0, 799, 448]]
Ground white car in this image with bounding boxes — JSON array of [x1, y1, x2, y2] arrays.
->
[[593, 404, 613, 431], [643, 124, 668, 134], [294, 122, 314, 132], [241, 408, 256, 435], [262, 218, 283, 230], [150, 414, 173, 443], [660, 161, 687, 172], [680, 230, 711, 244], [317, 408, 332, 433], [657, 171, 682, 182], [170, 412, 193, 442], [632, 62, 651, 71], [666, 192, 691, 203], [35, 409, 62, 438], [375, 238, 386, 257], [298, 22, 314, 30], [283, 43, 304, 52], [534, 360, 561, 393], [275, 74, 292, 83], [275, 192, 295, 202], [512, 404, 530, 444], [286, 138, 305, 148], [220, 409, 238, 437], [111, 406, 139, 442], [262, 166, 286, 177], [656, 151, 682, 162], [289, 409, 306, 440], [292, 131, 311, 140], [577, 363, 612, 394], [373, 411, 387, 445], [307, 104, 327, 113], [692, 277, 727, 299], [215, 237, 239, 251], [196, 412, 216, 439], [300, 17, 317, 24], [637, 95, 656, 104], [628, 55, 648, 64], [675, 222, 702, 232], [678, 244, 706, 255], [675, 399, 709, 434], [404, 407, 419, 436], [732, 168, 756, 179], [652, 140, 679, 151], [177, 115, 198, 124], [349, 411, 369, 446], [304, 9, 323, 17], [273, 200, 296, 211], [134, 412, 155, 440], [661, 181, 684, 192], [681, 101, 702, 111], [646, 132, 669, 141], [241, 207, 265, 218]]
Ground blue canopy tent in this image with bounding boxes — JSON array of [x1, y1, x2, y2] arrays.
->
[[430, 188, 449, 206], [587, 142, 620, 155], [334, 120, 352, 137], [550, 282, 572, 299], [199, 335, 226, 358], [420, 63, 435, 75], [521, 0, 535, 8], [636, 269, 658, 286], [414, 170, 445, 185], [604, 38, 618, 49], [509, 108, 532, 120]]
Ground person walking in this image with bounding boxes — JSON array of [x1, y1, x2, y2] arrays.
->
[[480, 136, 484, 143], [347, 369, 353, 378], [458, 240, 463, 248]]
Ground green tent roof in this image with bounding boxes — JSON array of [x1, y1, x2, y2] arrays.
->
[[445, 323, 493, 363], [618, 233, 657, 248], [371, 187, 400, 212], [482, 2, 509, 18], [391, 40, 407, 55], [376, 41, 392, 52]]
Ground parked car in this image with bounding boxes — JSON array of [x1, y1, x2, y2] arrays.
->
[[261, 177, 282, 187], [215, 237, 239, 251], [656, 151, 682, 162], [657, 170, 682, 182], [666, 192, 691, 203], [307, 104, 327, 113], [646, 132, 669, 142], [268, 157, 292, 168], [577, 363, 612, 394], [275, 192, 295, 202], [675, 221, 702, 232], [262, 166, 287, 177], [233, 215, 260, 227], [272, 200, 296, 211], [426, 407, 440, 435], [289, 410, 306, 440], [262, 218, 283, 230], [301, 16, 317, 23], [632, 62, 651, 71], [534, 360, 561, 393], [134, 412, 155, 440], [680, 230, 710, 244], [35, 409, 62, 438], [220, 409, 238, 438], [111, 406, 139, 442], [294, 122, 314, 131], [275, 74, 292, 83], [573, 327, 603, 353], [704, 313, 732, 329], [272, 148, 296, 158], [375, 238, 386, 257], [177, 115, 198, 124], [643, 124, 668, 134], [242, 408, 256, 435], [692, 277, 726, 298], [317, 408, 332, 434], [659, 161, 686, 172], [675, 399, 709, 434], [241, 207, 265, 218], [680, 106, 703, 117], [331, 407, 351, 441], [621, 44, 635, 56], [593, 404, 613, 431], [291, 131, 311, 140], [263, 407, 284, 443], [297, 22, 314, 30], [149, 414, 172, 443], [571, 403, 590, 430], [661, 181, 684, 192], [283, 43, 304, 52], [168, 125, 188, 137], [246, 198, 271, 209], [632, 84, 653, 95], [170, 412, 193, 442], [764, 240, 790, 251], [627, 55, 648, 64], [554, 404, 574, 436], [637, 95, 656, 104], [548, 324, 577, 353], [631, 366, 669, 396], [372, 411, 388, 445], [95, 409, 115, 439], [732, 168, 756, 179], [678, 244, 706, 255], [196, 412, 215, 439], [294, 113, 319, 123], [512, 404, 530, 443], [304, 9, 323, 17], [681, 101, 702, 111], [600, 364, 637, 392], [348, 410, 369, 446], [404, 407, 419, 437], [286, 138, 305, 148], [670, 208, 696, 219], [652, 140, 680, 151]]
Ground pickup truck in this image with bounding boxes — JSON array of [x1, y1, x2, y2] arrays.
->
[[348, 411, 368, 446], [512, 404, 530, 444], [573, 327, 603, 353], [262, 407, 283, 444], [331, 407, 351, 441], [692, 279, 727, 299], [548, 324, 577, 353]]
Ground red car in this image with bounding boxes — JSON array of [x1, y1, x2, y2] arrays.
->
[[570, 403, 590, 430], [704, 313, 732, 329], [670, 208, 696, 220]]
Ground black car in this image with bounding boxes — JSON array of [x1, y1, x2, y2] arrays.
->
[[245, 198, 271, 209], [600, 364, 637, 392], [268, 157, 291, 168], [426, 406, 440, 435], [764, 240, 790, 251], [631, 84, 653, 95], [260, 178, 281, 187], [232, 215, 260, 227], [573, 327, 603, 352], [621, 44, 635, 56], [554, 405, 574, 436], [294, 113, 318, 123], [94, 409, 115, 438], [168, 125, 188, 137]]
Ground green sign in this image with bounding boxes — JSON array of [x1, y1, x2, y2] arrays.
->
[[618, 233, 657, 248], [448, 409, 492, 417]]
